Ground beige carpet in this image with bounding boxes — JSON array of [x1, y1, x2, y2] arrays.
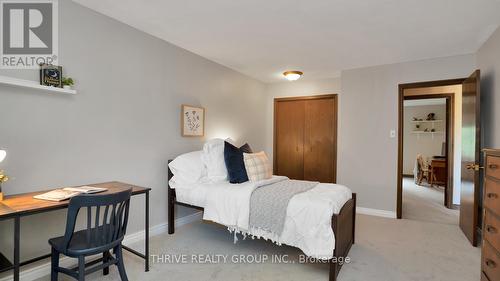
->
[[402, 177, 459, 225], [35, 213, 480, 281]]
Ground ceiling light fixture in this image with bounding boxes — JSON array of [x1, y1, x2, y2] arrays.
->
[[283, 71, 303, 81]]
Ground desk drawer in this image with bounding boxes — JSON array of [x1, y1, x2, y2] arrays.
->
[[482, 242, 500, 281], [487, 156, 500, 180], [485, 178, 500, 217], [484, 210, 500, 251]]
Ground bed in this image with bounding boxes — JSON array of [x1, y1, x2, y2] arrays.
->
[[167, 160, 356, 281]]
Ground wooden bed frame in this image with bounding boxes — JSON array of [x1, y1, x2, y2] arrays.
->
[[167, 161, 356, 281]]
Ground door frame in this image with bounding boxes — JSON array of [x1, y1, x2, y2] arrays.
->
[[397, 79, 465, 219], [273, 94, 338, 183]]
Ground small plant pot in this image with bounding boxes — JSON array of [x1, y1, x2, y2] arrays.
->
[[63, 85, 72, 90]]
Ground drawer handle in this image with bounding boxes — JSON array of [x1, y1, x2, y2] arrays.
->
[[487, 193, 498, 199], [486, 225, 498, 234], [486, 259, 497, 268], [489, 164, 499, 170]]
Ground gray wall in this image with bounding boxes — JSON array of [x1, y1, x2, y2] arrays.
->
[[339, 54, 475, 212], [477, 26, 500, 148], [0, 0, 267, 262], [264, 55, 475, 213]]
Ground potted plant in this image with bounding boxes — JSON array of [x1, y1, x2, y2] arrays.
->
[[62, 77, 74, 90]]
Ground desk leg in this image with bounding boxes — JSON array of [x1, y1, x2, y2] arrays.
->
[[14, 216, 20, 281], [145, 191, 150, 272]]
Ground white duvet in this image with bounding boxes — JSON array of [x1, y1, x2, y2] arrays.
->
[[177, 176, 352, 259]]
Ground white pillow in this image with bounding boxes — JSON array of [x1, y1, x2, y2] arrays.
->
[[201, 138, 228, 182], [243, 151, 272, 182], [168, 151, 206, 186]]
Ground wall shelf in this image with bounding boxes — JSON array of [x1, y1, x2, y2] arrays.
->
[[411, 131, 444, 139], [410, 120, 443, 123], [0, 75, 76, 95], [411, 131, 444, 134]]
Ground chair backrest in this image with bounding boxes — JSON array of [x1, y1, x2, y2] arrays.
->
[[62, 189, 132, 252], [416, 154, 425, 172]]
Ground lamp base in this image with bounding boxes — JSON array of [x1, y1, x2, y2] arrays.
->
[[0, 192, 3, 201]]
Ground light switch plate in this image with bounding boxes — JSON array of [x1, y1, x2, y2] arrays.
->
[[390, 130, 396, 138]]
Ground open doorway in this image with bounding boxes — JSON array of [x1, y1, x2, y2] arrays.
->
[[397, 72, 482, 245], [397, 79, 465, 224], [402, 96, 457, 224]]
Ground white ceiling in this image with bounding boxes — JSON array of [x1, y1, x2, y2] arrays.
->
[[73, 0, 500, 83], [404, 98, 446, 107]]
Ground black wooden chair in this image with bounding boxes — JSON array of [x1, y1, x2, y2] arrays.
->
[[49, 189, 132, 281]]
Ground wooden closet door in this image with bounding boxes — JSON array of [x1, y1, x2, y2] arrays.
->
[[304, 97, 336, 183], [274, 100, 305, 180]]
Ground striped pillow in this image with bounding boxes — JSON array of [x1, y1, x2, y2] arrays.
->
[[243, 151, 272, 182]]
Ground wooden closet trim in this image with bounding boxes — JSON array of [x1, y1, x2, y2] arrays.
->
[[273, 94, 338, 183]]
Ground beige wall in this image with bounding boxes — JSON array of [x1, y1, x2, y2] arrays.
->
[[477, 26, 500, 149], [0, 0, 267, 264], [403, 103, 447, 175]]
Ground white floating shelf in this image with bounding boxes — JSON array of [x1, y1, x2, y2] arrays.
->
[[0, 75, 76, 95], [411, 131, 444, 134], [410, 120, 443, 123]]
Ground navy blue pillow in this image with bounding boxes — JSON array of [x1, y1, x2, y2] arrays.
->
[[224, 142, 253, 184]]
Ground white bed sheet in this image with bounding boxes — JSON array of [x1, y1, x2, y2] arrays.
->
[[171, 177, 352, 259]]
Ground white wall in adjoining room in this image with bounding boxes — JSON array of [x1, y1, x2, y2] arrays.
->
[[403, 103, 447, 175], [0, 0, 267, 264]]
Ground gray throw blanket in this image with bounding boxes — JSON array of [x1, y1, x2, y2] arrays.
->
[[249, 179, 318, 236]]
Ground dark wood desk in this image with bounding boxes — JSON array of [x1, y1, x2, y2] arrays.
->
[[430, 158, 447, 187], [0, 181, 151, 281]]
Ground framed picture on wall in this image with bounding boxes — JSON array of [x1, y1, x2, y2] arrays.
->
[[39, 64, 63, 88], [181, 104, 205, 137]]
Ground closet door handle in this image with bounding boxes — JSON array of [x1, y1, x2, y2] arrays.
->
[[489, 164, 499, 170]]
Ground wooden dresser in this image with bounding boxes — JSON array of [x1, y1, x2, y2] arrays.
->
[[482, 149, 500, 281]]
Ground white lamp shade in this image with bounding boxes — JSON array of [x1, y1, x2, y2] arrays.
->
[[283, 71, 303, 81], [285, 73, 301, 81], [0, 150, 6, 163]]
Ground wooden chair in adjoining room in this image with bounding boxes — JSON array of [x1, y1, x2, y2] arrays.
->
[[414, 154, 430, 185], [49, 189, 132, 281]]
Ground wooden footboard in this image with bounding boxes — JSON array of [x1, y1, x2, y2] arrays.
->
[[167, 161, 356, 280], [329, 193, 356, 281]]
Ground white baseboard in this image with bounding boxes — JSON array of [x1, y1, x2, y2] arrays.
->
[[357, 207, 397, 219], [0, 212, 203, 281]]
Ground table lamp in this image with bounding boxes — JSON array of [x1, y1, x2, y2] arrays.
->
[[0, 149, 8, 201]]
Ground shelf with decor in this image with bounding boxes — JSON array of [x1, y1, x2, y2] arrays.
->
[[410, 120, 443, 123], [411, 131, 444, 134], [0, 75, 76, 95]]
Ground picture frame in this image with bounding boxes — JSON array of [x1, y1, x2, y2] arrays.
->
[[39, 64, 63, 88], [181, 104, 205, 137]]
